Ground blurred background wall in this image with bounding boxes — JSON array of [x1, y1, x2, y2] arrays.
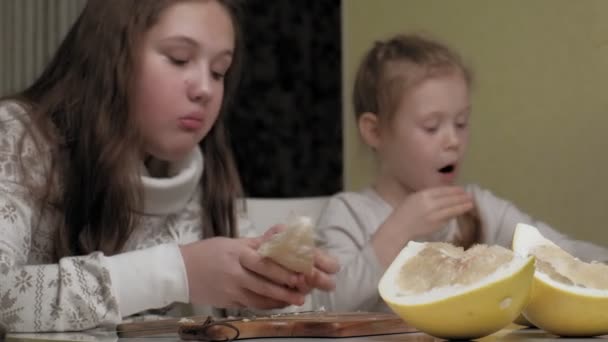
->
[[227, 0, 342, 197], [0, 0, 86, 95]]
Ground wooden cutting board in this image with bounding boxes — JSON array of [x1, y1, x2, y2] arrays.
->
[[117, 312, 417, 339]]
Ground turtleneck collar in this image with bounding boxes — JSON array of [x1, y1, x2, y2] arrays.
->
[[140, 147, 203, 215]]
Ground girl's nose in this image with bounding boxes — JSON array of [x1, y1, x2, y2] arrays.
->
[[443, 126, 460, 149], [187, 67, 212, 103]]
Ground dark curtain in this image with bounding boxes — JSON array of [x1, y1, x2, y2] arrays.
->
[[227, 0, 342, 197]]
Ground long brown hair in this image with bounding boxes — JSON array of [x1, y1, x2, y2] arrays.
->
[[8, 0, 243, 259]]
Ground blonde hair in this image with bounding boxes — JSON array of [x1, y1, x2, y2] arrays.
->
[[353, 33, 472, 124], [354, 33, 478, 249]]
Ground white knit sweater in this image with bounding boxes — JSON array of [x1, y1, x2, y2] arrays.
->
[[0, 102, 205, 332]]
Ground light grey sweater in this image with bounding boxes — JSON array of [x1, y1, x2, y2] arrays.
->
[[0, 102, 206, 332], [315, 186, 608, 312]]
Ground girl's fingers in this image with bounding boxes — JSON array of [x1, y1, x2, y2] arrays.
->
[[313, 249, 340, 274], [294, 274, 312, 293], [434, 201, 474, 222], [305, 268, 336, 291], [434, 193, 473, 211], [239, 247, 299, 288], [241, 270, 306, 306], [239, 288, 291, 310], [428, 186, 468, 198]]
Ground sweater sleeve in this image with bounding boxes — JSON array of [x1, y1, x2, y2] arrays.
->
[[0, 103, 122, 332], [0, 193, 188, 333], [0, 179, 125, 332], [314, 195, 386, 312], [105, 243, 189, 317], [471, 184, 608, 263], [0, 103, 189, 332]]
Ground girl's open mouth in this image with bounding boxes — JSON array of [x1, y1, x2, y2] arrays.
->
[[438, 164, 455, 174]]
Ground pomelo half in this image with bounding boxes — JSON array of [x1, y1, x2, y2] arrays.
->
[[513, 223, 608, 337], [379, 242, 534, 339]]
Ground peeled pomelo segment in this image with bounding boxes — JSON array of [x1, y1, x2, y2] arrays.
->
[[532, 244, 608, 289], [396, 243, 514, 296], [513, 223, 608, 337], [379, 242, 534, 340], [257, 216, 315, 274]]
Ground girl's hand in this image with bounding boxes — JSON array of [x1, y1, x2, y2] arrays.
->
[[394, 186, 474, 239], [180, 237, 307, 309], [293, 248, 340, 294], [372, 186, 474, 267]]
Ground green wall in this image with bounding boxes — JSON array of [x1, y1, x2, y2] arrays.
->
[[343, 0, 608, 246]]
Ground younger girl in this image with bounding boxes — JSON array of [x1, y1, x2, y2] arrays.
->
[[315, 33, 608, 312], [0, 0, 338, 332]]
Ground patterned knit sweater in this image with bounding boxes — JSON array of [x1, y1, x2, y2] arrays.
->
[[0, 101, 206, 332]]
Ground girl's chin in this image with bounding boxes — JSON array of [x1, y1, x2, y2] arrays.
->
[[146, 145, 199, 163], [438, 172, 458, 185]]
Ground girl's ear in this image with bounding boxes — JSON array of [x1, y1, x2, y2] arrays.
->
[[358, 112, 381, 149]]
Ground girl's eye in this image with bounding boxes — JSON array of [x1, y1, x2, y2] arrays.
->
[[422, 120, 439, 133], [421, 118, 440, 133], [169, 56, 189, 66], [212, 71, 226, 80], [456, 118, 469, 129], [424, 126, 438, 133]]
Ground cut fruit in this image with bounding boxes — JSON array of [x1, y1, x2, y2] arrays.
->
[[257, 216, 315, 274], [378, 242, 534, 340], [512, 223, 608, 337], [513, 313, 535, 327]]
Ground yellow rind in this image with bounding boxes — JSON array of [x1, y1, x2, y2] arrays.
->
[[379, 247, 534, 340], [513, 223, 608, 337]]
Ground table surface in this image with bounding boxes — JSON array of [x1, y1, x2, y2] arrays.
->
[[6, 326, 608, 342]]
